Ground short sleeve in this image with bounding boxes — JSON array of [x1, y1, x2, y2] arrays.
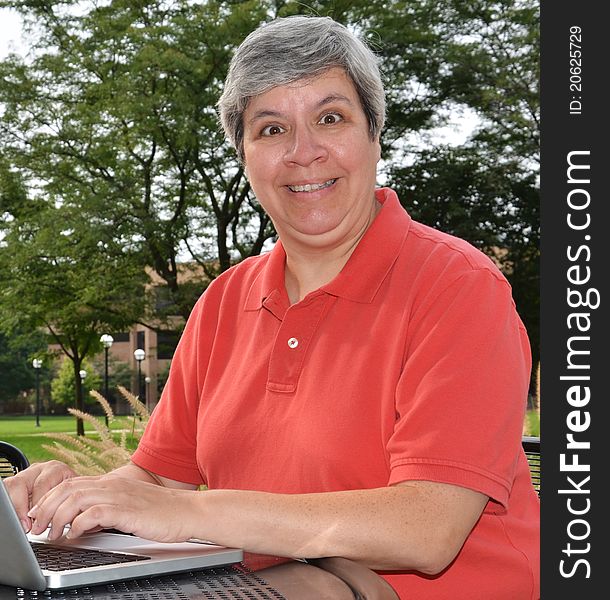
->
[[387, 268, 531, 509], [131, 291, 217, 485]]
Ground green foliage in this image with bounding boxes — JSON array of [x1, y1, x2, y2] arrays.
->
[[0, 0, 540, 393], [0, 186, 145, 430], [51, 357, 101, 407], [0, 328, 47, 405], [0, 0, 275, 322]]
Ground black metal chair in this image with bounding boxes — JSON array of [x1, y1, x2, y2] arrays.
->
[[522, 435, 540, 496], [0, 441, 30, 478]]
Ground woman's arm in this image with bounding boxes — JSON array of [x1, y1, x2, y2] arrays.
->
[[192, 480, 487, 574], [28, 476, 486, 575]]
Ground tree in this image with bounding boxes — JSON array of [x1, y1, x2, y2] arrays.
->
[[0, 171, 148, 433], [51, 357, 101, 409], [1, 0, 540, 391], [0, 0, 275, 322], [0, 328, 47, 408], [0, 0, 274, 432]]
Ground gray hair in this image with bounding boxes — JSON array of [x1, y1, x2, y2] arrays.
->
[[217, 15, 386, 162]]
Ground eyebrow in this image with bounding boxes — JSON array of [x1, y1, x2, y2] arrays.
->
[[247, 93, 354, 125]]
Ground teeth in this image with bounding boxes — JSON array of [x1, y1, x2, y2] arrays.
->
[[288, 179, 336, 193]]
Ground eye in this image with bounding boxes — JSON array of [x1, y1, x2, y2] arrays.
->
[[319, 112, 343, 125], [261, 124, 285, 136]]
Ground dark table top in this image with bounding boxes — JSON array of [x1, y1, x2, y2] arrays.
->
[[1, 557, 398, 599], [1, 565, 287, 600]]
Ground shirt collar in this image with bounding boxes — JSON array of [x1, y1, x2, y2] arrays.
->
[[244, 241, 288, 314], [245, 187, 410, 310], [322, 187, 410, 303]]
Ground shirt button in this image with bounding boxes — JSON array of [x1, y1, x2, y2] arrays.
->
[[287, 337, 299, 349]]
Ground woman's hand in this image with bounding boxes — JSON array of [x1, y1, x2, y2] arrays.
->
[[4, 460, 76, 532], [27, 475, 197, 543]]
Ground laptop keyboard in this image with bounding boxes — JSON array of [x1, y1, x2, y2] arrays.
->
[[30, 541, 151, 571]]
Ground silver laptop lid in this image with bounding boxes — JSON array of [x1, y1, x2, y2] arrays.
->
[[0, 477, 47, 590]]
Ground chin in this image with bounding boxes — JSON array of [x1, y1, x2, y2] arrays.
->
[[293, 221, 346, 242]]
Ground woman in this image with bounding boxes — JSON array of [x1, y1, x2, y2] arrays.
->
[[8, 16, 539, 599]]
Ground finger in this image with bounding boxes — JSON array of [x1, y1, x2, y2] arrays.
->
[[4, 473, 33, 531], [33, 480, 117, 539], [28, 478, 86, 535], [29, 474, 100, 516], [67, 505, 127, 539], [4, 461, 68, 527], [30, 461, 76, 508]]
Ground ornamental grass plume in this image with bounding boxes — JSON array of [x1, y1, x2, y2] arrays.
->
[[43, 386, 149, 476]]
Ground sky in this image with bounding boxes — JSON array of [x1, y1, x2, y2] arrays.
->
[[0, 8, 24, 58]]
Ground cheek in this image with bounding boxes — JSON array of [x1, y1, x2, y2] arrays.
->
[[243, 155, 265, 189], [242, 159, 279, 214], [335, 137, 379, 168], [244, 146, 281, 181]]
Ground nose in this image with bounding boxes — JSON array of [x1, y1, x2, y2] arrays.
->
[[283, 126, 328, 166]]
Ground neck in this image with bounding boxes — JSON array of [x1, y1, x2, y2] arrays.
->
[[283, 200, 381, 304]]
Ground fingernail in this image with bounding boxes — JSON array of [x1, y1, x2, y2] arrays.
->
[[21, 519, 30, 533]]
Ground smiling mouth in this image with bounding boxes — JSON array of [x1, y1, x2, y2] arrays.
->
[[287, 179, 337, 193]]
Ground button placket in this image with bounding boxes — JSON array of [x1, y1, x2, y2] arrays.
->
[[267, 295, 333, 393]]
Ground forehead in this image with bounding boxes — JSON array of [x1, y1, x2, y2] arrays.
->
[[244, 67, 361, 118]]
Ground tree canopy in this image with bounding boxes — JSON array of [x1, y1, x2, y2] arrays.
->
[[0, 0, 539, 395]]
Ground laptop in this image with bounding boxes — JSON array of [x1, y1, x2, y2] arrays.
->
[[0, 477, 243, 591]]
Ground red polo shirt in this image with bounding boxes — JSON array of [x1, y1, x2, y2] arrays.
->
[[133, 188, 539, 599]]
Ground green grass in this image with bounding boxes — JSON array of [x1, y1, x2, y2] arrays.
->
[[0, 415, 140, 463]]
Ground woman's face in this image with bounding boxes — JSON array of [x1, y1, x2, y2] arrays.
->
[[242, 68, 381, 252]]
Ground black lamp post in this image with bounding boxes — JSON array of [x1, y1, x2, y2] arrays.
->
[[144, 376, 151, 412], [79, 369, 87, 420], [100, 334, 114, 425], [32, 358, 43, 427], [134, 348, 145, 401]]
